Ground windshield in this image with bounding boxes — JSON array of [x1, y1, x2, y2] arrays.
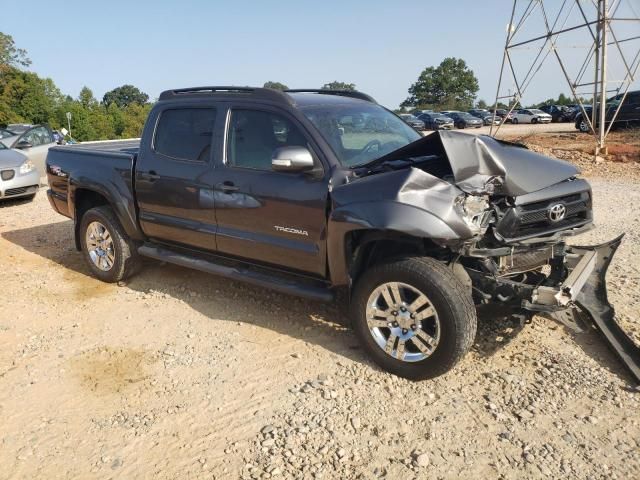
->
[[301, 103, 421, 167], [530, 109, 545, 114]]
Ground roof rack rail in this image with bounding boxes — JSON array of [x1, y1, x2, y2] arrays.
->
[[285, 89, 377, 104], [158, 86, 290, 102]]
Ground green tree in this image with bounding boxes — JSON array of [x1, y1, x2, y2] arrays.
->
[[476, 99, 488, 109], [0, 32, 31, 68], [0, 67, 61, 125], [402, 57, 479, 111], [79, 86, 97, 107], [263, 81, 288, 91], [102, 84, 149, 108], [321, 81, 356, 91]]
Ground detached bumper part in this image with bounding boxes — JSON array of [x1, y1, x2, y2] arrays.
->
[[526, 234, 640, 382]]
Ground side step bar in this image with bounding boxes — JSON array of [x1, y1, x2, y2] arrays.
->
[[138, 243, 334, 303]]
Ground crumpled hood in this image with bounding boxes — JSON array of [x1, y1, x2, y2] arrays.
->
[[0, 148, 28, 168], [370, 130, 580, 196]]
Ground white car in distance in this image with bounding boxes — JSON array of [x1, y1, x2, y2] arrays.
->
[[511, 109, 552, 124]]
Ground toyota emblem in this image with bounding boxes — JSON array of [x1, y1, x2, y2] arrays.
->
[[548, 203, 566, 222]]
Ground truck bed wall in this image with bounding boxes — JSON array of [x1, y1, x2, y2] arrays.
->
[[46, 145, 144, 241]]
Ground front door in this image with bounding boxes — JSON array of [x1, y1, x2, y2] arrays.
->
[[135, 106, 219, 251], [212, 106, 329, 276]]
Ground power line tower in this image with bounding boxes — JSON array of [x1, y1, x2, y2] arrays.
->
[[491, 0, 640, 156]]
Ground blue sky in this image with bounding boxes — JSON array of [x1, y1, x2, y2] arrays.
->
[[6, 0, 639, 108]]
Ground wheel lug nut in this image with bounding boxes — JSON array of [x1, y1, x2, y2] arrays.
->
[[402, 328, 408, 334], [393, 322, 399, 327], [411, 324, 417, 330], [392, 311, 398, 316]]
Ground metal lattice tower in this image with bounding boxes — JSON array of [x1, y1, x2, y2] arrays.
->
[[490, 0, 640, 155]]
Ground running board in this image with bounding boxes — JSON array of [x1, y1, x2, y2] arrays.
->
[[138, 243, 334, 303]]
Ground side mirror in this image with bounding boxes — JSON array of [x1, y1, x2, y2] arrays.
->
[[15, 140, 33, 150], [272, 146, 314, 172]]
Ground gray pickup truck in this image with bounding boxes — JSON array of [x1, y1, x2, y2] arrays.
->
[[46, 87, 639, 381]]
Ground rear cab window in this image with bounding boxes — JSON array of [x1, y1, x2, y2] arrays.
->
[[153, 108, 216, 162]]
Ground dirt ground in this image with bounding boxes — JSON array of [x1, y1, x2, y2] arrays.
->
[[1, 135, 639, 479]]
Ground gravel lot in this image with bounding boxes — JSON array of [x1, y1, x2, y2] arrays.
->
[[0, 159, 639, 479]]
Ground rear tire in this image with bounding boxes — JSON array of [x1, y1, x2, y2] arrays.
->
[[531, 117, 538, 124], [351, 257, 477, 380], [512, 118, 518, 124], [79, 206, 140, 283]]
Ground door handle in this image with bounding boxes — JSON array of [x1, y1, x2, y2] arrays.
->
[[216, 181, 239, 193], [139, 171, 160, 182]]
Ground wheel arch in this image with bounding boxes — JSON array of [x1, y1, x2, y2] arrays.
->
[[72, 186, 142, 250], [327, 201, 464, 287]]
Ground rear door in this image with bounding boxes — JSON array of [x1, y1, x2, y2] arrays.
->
[[135, 104, 220, 251], [211, 105, 329, 276]]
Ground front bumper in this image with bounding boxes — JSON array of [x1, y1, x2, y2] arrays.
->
[[0, 168, 39, 200], [468, 235, 639, 382], [525, 235, 640, 382]]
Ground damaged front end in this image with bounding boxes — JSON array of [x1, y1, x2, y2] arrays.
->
[[337, 131, 639, 382]]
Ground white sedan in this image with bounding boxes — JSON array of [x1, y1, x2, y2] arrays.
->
[[511, 109, 552, 124]]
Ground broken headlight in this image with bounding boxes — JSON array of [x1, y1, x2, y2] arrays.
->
[[455, 194, 491, 234]]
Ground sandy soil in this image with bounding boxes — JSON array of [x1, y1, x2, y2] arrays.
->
[[0, 156, 639, 479]]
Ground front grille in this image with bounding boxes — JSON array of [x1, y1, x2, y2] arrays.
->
[[1, 169, 15, 181], [3, 185, 37, 197], [496, 190, 592, 241]]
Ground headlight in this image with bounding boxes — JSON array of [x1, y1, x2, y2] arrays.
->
[[19, 160, 35, 174], [455, 194, 490, 233]]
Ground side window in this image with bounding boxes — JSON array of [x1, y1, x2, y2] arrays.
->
[[227, 109, 307, 170], [154, 108, 216, 162]]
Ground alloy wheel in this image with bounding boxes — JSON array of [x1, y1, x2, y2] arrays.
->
[[85, 221, 115, 271], [366, 282, 441, 362]]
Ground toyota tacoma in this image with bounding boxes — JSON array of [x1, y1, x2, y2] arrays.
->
[[46, 87, 639, 381]]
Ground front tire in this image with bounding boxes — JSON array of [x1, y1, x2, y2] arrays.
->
[[351, 257, 477, 380], [79, 206, 140, 283], [512, 118, 518, 124]]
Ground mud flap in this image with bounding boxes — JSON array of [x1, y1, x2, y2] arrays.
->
[[570, 234, 640, 383]]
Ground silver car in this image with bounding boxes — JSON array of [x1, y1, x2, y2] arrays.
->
[[0, 124, 57, 184], [0, 142, 39, 201]]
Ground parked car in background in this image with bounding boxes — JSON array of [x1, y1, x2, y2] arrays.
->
[[0, 124, 56, 183], [511, 109, 552, 124], [0, 141, 39, 202], [398, 114, 425, 131], [539, 105, 572, 122], [412, 109, 434, 116], [468, 109, 490, 118], [444, 112, 483, 129], [489, 108, 513, 123], [416, 112, 454, 130], [574, 90, 640, 133], [468, 109, 498, 126]]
